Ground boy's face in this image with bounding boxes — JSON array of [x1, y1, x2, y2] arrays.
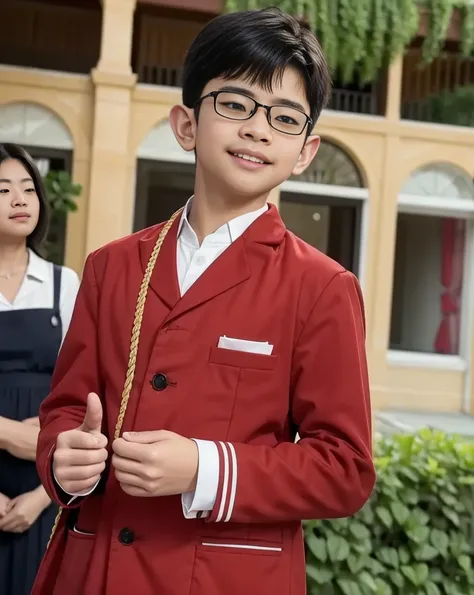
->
[[170, 66, 320, 202]]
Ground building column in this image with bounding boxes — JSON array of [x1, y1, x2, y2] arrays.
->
[[385, 55, 403, 121], [367, 135, 401, 410], [84, 0, 137, 255]]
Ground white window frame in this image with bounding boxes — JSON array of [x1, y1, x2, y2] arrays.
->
[[388, 191, 474, 400], [280, 180, 370, 292]]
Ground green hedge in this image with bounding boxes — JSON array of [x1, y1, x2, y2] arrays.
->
[[304, 430, 474, 595]]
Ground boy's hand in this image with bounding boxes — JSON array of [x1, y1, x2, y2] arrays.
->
[[53, 392, 108, 495], [22, 416, 40, 426], [112, 431, 198, 497]]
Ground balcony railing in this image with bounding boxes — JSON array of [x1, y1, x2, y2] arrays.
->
[[401, 48, 474, 127], [1, 0, 101, 75], [328, 88, 379, 116]]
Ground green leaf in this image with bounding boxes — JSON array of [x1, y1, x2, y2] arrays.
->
[[390, 501, 410, 525], [412, 544, 439, 561], [458, 555, 471, 572], [388, 571, 404, 588], [359, 571, 377, 592], [306, 564, 333, 585], [415, 564, 429, 586], [374, 578, 392, 595], [401, 565, 418, 586], [406, 525, 430, 544], [443, 508, 460, 527], [366, 558, 385, 576], [400, 487, 419, 505], [327, 535, 350, 562], [430, 529, 449, 557], [375, 506, 392, 529], [410, 508, 430, 526], [347, 554, 367, 574], [358, 504, 375, 525], [425, 582, 442, 595], [351, 538, 372, 557], [376, 547, 399, 569], [398, 547, 411, 565], [401, 564, 428, 587], [349, 521, 371, 540], [337, 579, 363, 595], [306, 534, 327, 563]]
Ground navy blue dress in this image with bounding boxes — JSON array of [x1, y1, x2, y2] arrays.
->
[[0, 265, 62, 595]]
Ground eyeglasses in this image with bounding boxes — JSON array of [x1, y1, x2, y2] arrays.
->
[[195, 91, 312, 136]]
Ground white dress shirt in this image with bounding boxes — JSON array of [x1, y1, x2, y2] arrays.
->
[[178, 199, 268, 518], [60, 198, 269, 519], [0, 249, 80, 342]]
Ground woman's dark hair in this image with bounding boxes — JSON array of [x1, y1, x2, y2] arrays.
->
[[182, 7, 332, 126], [0, 142, 50, 254]]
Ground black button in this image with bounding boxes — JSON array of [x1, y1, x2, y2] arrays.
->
[[119, 528, 135, 545], [151, 373, 168, 391]]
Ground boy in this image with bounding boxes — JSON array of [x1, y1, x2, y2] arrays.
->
[[33, 7, 375, 595]]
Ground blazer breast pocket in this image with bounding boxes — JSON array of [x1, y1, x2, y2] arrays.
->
[[209, 346, 277, 371]]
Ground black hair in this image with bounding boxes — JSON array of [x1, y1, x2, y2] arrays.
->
[[182, 7, 332, 128], [0, 143, 50, 255]]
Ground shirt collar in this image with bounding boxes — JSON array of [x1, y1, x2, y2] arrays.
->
[[177, 196, 269, 248], [26, 249, 49, 282]]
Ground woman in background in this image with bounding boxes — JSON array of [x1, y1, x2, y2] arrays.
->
[[0, 143, 80, 595]]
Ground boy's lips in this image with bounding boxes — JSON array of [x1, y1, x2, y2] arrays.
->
[[227, 149, 272, 167]]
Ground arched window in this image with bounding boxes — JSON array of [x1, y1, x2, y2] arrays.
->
[[0, 102, 73, 150], [401, 163, 474, 201], [291, 140, 364, 187], [390, 163, 474, 361]]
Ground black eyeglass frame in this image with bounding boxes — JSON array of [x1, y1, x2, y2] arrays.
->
[[195, 91, 313, 136]]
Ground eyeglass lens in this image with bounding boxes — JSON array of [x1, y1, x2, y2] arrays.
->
[[214, 92, 308, 135]]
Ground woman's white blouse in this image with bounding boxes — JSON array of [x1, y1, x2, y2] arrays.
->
[[0, 249, 80, 342]]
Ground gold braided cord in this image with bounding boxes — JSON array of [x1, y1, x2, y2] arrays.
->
[[47, 208, 183, 547], [114, 208, 182, 439]]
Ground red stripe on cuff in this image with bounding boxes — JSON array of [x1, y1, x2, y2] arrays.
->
[[207, 441, 228, 523], [219, 442, 234, 522]]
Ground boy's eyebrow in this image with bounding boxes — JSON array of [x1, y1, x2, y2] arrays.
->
[[217, 85, 308, 113]]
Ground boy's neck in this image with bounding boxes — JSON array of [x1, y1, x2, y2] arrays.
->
[[188, 184, 269, 245]]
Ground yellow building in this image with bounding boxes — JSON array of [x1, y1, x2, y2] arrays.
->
[[1, 0, 473, 417]]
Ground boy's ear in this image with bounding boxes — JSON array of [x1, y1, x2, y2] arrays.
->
[[292, 135, 321, 176], [169, 104, 197, 152]]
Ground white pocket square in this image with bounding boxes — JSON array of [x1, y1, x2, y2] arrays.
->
[[218, 336, 274, 355]]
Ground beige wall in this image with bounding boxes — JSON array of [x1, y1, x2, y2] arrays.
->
[[1, 0, 473, 415]]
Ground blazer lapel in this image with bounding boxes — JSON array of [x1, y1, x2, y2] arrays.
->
[[163, 236, 251, 324], [138, 204, 286, 324], [139, 218, 181, 310]]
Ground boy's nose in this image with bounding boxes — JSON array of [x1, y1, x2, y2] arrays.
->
[[239, 108, 272, 144]]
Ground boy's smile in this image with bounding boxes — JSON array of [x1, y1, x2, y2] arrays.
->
[[228, 149, 272, 169]]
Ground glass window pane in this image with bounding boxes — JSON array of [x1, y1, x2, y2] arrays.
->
[[390, 213, 466, 355]]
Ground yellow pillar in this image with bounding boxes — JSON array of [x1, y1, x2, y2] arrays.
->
[[85, 0, 137, 255], [368, 135, 401, 410], [385, 55, 403, 121], [97, 0, 136, 76]]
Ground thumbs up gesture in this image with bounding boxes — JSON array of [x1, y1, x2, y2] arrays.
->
[[53, 393, 108, 495]]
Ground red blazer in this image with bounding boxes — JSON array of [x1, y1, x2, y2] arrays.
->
[[33, 205, 375, 595]]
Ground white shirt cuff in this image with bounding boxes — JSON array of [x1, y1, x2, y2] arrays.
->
[[53, 469, 100, 505], [182, 439, 219, 519]]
